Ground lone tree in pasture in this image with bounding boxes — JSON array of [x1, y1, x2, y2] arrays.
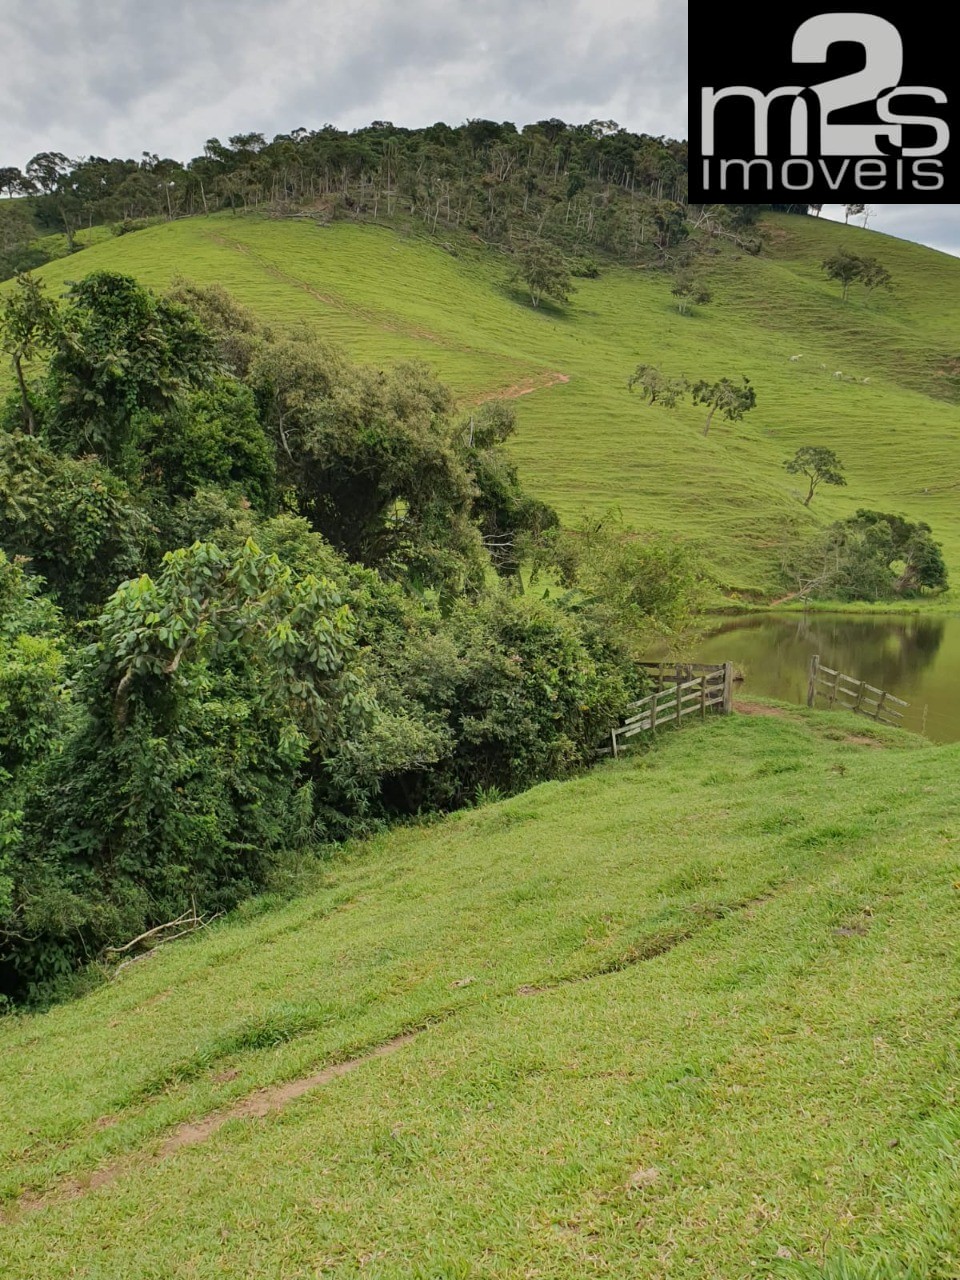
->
[[627, 364, 689, 408], [822, 250, 863, 301], [511, 244, 573, 309], [670, 269, 712, 315], [784, 446, 847, 506], [690, 375, 756, 437], [822, 250, 893, 302]]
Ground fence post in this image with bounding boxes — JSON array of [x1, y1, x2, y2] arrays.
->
[[610, 726, 619, 759], [722, 662, 733, 714], [676, 680, 682, 727], [807, 654, 820, 707], [829, 668, 840, 709], [854, 680, 866, 715], [700, 675, 707, 720]]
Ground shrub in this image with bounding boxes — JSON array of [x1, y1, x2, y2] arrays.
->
[[141, 376, 277, 512], [0, 432, 152, 616]]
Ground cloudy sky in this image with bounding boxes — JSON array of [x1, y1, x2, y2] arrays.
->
[[2, 0, 958, 256]]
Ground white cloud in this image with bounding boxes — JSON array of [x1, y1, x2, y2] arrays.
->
[[2, 2, 958, 259], [0, 0, 686, 165]]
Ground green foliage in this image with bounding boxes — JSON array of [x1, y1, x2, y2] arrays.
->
[[786, 510, 949, 602], [375, 587, 638, 811], [1, 540, 370, 999], [0, 552, 69, 952], [551, 513, 711, 656], [253, 338, 486, 596], [0, 550, 68, 774], [165, 277, 263, 378], [142, 376, 276, 512], [460, 401, 559, 576], [0, 268, 714, 1000], [690, 374, 756, 436], [0, 272, 59, 435], [42, 271, 216, 476], [822, 250, 894, 302], [0, 432, 151, 615], [0, 205, 51, 282], [627, 364, 689, 409], [670, 269, 712, 315], [784, 445, 847, 507], [511, 243, 574, 309]]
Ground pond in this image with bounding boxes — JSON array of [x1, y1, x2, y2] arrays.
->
[[691, 612, 960, 743]]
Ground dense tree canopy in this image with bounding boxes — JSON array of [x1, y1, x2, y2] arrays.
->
[[0, 268, 707, 1003], [0, 120, 791, 289]]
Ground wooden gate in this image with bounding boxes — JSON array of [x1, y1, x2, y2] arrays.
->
[[806, 654, 907, 727], [605, 662, 733, 757]]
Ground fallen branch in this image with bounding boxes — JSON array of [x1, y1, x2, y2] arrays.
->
[[104, 911, 197, 957], [110, 915, 223, 978], [108, 912, 224, 979], [104, 906, 222, 957]]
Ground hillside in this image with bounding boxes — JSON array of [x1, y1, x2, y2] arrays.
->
[[11, 210, 960, 596], [1, 708, 959, 1277]]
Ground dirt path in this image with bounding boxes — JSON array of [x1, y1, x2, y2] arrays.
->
[[733, 700, 790, 719], [4, 884, 783, 1218], [465, 371, 570, 404], [735, 700, 884, 747], [3, 1033, 417, 1222]]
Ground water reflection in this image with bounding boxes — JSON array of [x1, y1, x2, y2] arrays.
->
[[692, 613, 959, 742]]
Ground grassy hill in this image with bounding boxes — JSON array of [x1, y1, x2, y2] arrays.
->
[[1, 707, 959, 1277], [11, 210, 960, 597]]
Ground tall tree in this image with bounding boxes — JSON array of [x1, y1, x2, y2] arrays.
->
[[784, 446, 847, 506], [42, 271, 216, 474], [0, 167, 24, 199], [25, 152, 80, 249], [0, 274, 59, 435], [511, 244, 573, 309], [690, 375, 756, 437]]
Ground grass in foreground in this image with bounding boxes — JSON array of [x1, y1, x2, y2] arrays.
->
[[1, 707, 959, 1277]]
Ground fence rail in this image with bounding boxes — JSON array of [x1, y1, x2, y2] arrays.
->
[[806, 654, 908, 727], [604, 662, 733, 757]]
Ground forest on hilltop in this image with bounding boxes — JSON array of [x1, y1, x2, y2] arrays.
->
[[0, 117, 807, 281]]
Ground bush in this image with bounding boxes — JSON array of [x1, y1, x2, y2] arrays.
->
[[784, 510, 949, 602], [141, 376, 277, 512], [0, 432, 152, 616], [369, 587, 640, 812], [0, 540, 370, 1001], [0, 272, 713, 1005]]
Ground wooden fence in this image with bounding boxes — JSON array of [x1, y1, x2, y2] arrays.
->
[[806, 654, 908, 727], [605, 662, 733, 757]]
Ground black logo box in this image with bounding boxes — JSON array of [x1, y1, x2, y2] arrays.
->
[[688, 2, 959, 203]]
